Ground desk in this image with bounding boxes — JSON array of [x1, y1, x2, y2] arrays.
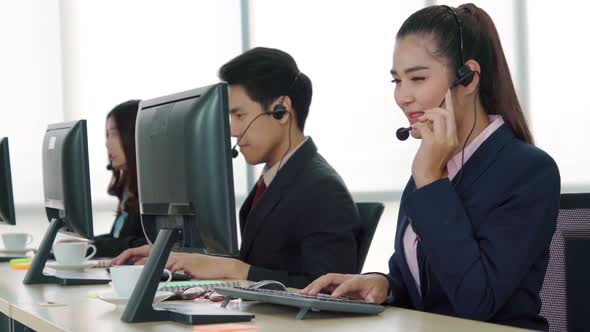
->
[[0, 294, 9, 315], [0, 265, 529, 332], [0, 293, 9, 331]]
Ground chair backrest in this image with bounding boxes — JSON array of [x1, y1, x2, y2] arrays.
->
[[540, 193, 590, 332], [355, 202, 385, 274]]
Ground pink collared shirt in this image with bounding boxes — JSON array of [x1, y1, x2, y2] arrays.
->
[[403, 115, 504, 295]]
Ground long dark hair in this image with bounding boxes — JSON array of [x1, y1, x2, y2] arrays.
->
[[106, 100, 140, 217], [397, 3, 533, 144]]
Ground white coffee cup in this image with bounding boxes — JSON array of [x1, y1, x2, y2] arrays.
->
[[109, 265, 173, 298], [1, 233, 33, 251], [52, 241, 97, 265]]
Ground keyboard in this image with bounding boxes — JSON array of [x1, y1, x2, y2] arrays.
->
[[215, 286, 384, 320], [159, 280, 240, 296], [105, 266, 193, 282]]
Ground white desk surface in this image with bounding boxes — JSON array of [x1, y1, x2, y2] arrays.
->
[[0, 264, 530, 332]]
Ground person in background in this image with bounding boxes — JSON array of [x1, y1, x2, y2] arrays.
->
[[93, 100, 147, 257]]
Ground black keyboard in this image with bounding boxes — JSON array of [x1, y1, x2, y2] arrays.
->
[[215, 286, 384, 320]]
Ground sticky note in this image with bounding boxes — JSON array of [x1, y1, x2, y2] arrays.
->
[[193, 323, 259, 332]]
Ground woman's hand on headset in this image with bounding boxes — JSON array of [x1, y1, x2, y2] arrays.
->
[[411, 89, 459, 189]]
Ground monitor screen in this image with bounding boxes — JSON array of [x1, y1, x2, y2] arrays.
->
[[42, 120, 93, 238], [136, 83, 238, 256], [0, 137, 16, 225]]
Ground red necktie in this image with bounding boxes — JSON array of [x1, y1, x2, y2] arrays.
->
[[251, 179, 267, 209]]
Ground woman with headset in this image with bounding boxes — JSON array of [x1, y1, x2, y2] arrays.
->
[[303, 4, 560, 330], [93, 100, 147, 257]]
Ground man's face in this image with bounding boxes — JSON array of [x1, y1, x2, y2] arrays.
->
[[229, 85, 284, 165]]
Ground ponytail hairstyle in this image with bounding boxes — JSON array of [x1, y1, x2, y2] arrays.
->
[[397, 3, 533, 144], [106, 100, 140, 218]]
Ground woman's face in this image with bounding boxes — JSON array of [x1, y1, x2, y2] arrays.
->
[[391, 34, 458, 139], [105, 116, 127, 170]]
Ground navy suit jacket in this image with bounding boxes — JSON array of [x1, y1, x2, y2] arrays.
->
[[93, 211, 147, 257], [386, 124, 560, 331], [239, 138, 361, 289]]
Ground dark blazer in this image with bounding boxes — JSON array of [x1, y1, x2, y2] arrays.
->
[[239, 138, 361, 289], [93, 210, 147, 258], [385, 124, 560, 331]]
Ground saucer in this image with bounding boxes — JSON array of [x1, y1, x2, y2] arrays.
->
[[0, 247, 36, 255], [96, 291, 174, 305], [46, 261, 98, 271]]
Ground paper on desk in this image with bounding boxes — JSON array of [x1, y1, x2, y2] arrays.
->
[[193, 324, 259, 332], [38, 301, 67, 307]]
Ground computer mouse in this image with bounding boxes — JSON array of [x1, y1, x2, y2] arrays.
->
[[248, 280, 288, 291]]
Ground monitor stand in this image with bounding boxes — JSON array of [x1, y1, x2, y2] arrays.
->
[[0, 251, 34, 262], [0, 256, 20, 262], [22, 218, 110, 286], [121, 228, 254, 325]]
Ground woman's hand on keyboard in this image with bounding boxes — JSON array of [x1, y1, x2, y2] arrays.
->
[[301, 273, 390, 304], [110, 244, 151, 265]]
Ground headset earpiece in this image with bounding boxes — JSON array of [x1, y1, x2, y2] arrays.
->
[[271, 104, 287, 120], [452, 64, 475, 88]]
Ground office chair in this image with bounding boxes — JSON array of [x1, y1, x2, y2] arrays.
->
[[540, 193, 590, 332], [355, 202, 385, 274]]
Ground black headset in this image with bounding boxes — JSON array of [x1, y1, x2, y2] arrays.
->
[[444, 5, 475, 88], [269, 104, 287, 120], [397, 6, 477, 142], [231, 72, 301, 158], [444, 5, 479, 188]]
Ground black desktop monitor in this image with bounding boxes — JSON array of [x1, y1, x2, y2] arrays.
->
[[0, 137, 16, 225], [135, 82, 238, 256], [0, 137, 21, 262], [41, 120, 93, 238], [24, 120, 107, 285], [120, 83, 252, 324]]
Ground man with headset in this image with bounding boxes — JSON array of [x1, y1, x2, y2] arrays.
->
[[112, 47, 361, 289]]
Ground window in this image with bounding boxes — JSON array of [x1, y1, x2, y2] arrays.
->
[[63, 0, 244, 206], [0, 0, 63, 205], [528, 2, 590, 189], [249, 1, 426, 194]]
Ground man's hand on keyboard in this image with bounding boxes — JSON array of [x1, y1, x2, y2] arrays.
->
[[301, 273, 390, 304], [165, 252, 250, 280]]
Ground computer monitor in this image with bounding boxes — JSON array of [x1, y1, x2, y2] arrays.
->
[[135, 82, 238, 256], [42, 120, 94, 238], [120, 83, 251, 324], [0, 137, 16, 225], [0, 137, 21, 262], [24, 120, 108, 285]]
